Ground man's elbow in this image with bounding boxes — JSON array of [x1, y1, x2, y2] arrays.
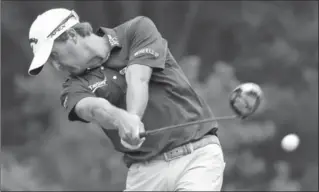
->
[[126, 65, 152, 85], [75, 97, 111, 121], [127, 78, 150, 90], [138, 75, 151, 84]]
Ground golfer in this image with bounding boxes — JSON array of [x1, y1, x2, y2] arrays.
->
[[28, 8, 225, 191]]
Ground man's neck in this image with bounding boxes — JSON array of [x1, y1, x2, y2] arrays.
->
[[94, 35, 111, 60], [84, 35, 111, 68]]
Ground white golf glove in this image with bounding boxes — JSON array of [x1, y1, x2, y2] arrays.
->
[[118, 113, 146, 150], [121, 138, 145, 150]]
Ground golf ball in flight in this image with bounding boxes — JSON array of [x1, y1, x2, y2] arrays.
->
[[281, 133, 300, 152]]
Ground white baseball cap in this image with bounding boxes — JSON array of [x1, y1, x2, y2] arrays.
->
[[28, 8, 80, 76]]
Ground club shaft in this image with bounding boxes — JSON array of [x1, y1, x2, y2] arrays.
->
[[139, 115, 238, 138]]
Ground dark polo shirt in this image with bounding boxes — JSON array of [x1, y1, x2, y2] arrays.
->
[[60, 16, 218, 164]]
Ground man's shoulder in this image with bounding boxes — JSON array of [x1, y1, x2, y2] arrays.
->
[[62, 71, 99, 89], [95, 16, 157, 44], [114, 16, 155, 33], [116, 16, 145, 28]]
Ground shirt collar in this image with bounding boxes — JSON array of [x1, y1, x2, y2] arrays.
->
[[96, 27, 122, 50]]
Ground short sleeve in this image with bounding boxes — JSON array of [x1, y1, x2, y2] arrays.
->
[[60, 79, 96, 123], [128, 16, 168, 70]]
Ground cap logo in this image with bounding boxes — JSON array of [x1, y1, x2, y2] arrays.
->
[[29, 38, 38, 49], [48, 24, 66, 39]]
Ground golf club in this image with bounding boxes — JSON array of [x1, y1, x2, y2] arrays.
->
[[139, 82, 263, 138], [139, 115, 239, 138]]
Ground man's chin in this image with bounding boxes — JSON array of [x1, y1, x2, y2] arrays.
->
[[69, 69, 87, 76], [88, 57, 104, 68]]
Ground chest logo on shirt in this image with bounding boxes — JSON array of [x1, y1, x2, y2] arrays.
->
[[107, 35, 120, 47], [88, 75, 108, 93], [134, 48, 159, 58]]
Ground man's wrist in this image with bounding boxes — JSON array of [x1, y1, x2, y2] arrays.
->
[[129, 112, 141, 120], [112, 109, 141, 128], [112, 108, 128, 127]]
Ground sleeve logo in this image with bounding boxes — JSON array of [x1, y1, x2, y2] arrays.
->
[[134, 48, 159, 58]]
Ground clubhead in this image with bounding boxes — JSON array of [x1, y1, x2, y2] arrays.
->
[[229, 82, 263, 118]]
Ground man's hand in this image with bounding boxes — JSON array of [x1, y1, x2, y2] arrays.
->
[[116, 113, 145, 149]]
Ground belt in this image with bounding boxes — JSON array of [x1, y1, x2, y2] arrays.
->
[[153, 134, 220, 162], [125, 134, 220, 168]]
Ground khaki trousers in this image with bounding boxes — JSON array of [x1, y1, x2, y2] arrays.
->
[[125, 135, 226, 191]]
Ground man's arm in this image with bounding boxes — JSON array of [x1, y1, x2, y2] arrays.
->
[[75, 96, 145, 146], [125, 16, 167, 118], [75, 97, 127, 129], [60, 76, 145, 147], [125, 64, 152, 118]]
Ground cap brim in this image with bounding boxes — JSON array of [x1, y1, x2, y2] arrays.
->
[[28, 40, 54, 76]]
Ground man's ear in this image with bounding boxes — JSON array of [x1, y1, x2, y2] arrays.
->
[[67, 28, 78, 43]]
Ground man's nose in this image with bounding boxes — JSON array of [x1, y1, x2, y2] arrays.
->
[[51, 61, 63, 71]]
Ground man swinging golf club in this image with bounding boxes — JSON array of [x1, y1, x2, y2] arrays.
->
[[28, 8, 226, 191]]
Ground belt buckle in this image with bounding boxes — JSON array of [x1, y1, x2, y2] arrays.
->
[[163, 147, 184, 161], [163, 143, 194, 161], [186, 142, 194, 153]]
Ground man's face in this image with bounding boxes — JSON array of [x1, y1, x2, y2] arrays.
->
[[48, 33, 103, 75]]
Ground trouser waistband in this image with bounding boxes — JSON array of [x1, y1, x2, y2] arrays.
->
[[125, 134, 220, 168]]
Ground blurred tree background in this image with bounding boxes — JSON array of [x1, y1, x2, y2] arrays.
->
[[1, 0, 318, 191]]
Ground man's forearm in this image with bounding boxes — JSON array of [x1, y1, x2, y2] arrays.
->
[[90, 98, 127, 129], [126, 81, 149, 118]]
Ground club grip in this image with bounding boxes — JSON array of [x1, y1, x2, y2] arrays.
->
[[139, 131, 148, 138]]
